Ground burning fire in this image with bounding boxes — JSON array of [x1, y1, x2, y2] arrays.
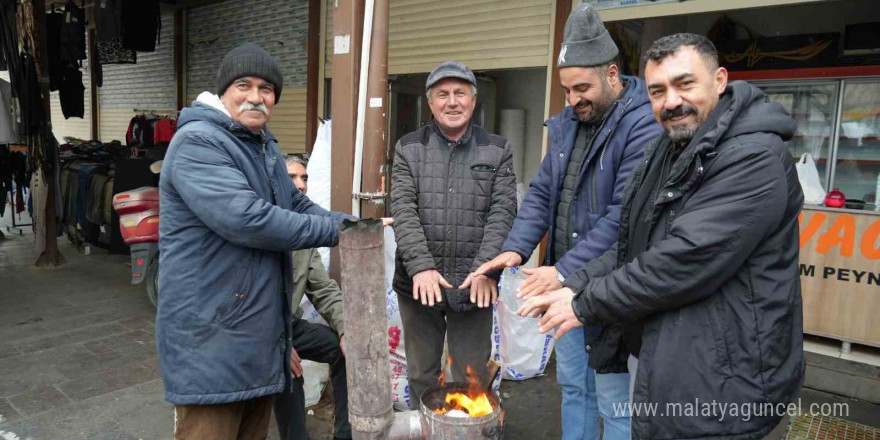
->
[[433, 364, 496, 418], [437, 392, 494, 417]]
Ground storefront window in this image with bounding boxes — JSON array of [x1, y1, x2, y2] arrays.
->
[[758, 82, 839, 188], [833, 80, 880, 208]]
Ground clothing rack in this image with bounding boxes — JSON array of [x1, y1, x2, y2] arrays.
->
[[133, 108, 176, 116], [4, 144, 32, 233], [6, 189, 33, 234]]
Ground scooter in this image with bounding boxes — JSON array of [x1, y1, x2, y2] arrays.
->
[[112, 185, 160, 307]]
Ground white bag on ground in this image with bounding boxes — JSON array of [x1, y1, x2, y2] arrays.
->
[[383, 226, 413, 411], [796, 153, 826, 205], [301, 360, 330, 407], [307, 120, 333, 270], [298, 296, 332, 407], [497, 267, 556, 380]]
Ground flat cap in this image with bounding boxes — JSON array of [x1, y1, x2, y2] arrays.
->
[[426, 61, 476, 90]]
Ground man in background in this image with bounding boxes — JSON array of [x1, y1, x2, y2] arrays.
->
[[273, 154, 351, 440]]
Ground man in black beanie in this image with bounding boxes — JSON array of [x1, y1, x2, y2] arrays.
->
[[157, 42, 353, 439], [468, 4, 661, 440]]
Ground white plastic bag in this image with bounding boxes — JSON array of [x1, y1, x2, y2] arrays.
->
[[383, 226, 413, 411], [387, 287, 411, 411], [307, 120, 333, 270], [796, 153, 826, 205], [299, 295, 331, 328], [298, 296, 332, 407], [301, 360, 330, 407], [497, 267, 556, 380]]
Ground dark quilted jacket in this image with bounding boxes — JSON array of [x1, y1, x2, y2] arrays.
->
[[390, 123, 517, 312]]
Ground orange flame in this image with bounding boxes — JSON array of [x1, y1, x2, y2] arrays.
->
[[433, 364, 495, 418], [443, 392, 494, 417]]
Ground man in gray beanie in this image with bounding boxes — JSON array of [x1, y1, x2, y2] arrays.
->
[[156, 42, 353, 439], [468, 4, 661, 439]]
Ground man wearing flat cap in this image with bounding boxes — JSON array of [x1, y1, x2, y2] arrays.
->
[[157, 43, 353, 439], [468, 4, 661, 439], [390, 61, 517, 407]]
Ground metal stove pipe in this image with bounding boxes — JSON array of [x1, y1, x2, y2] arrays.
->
[[339, 220, 422, 440]]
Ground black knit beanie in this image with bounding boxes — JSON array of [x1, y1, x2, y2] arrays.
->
[[215, 43, 283, 103], [557, 3, 619, 68]]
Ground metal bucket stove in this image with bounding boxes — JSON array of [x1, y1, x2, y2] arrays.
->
[[419, 383, 503, 440]]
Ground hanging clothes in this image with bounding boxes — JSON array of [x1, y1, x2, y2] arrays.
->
[[11, 151, 28, 214], [59, 65, 85, 119], [0, 145, 10, 217], [95, 0, 134, 69], [0, 79, 18, 144], [154, 118, 177, 143], [126, 114, 162, 147], [0, 1, 18, 82], [45, 10, 64, 91], [59, 1, 87, 62], [95, 0, 123, 42], [92, 37, 103, 88], [122, 0, 160, 52], [14, 52, 43, 136], [96, 37, 136, 65], [32, 167, 48, 255]]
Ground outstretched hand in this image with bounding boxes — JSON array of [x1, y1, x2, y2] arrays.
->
[[459, 251, 523, 289], [517, 287, 583, 339]]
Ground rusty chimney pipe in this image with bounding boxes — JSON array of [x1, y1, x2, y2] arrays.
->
[[339, 219, 394, 438], [339, 220, 421, 439]]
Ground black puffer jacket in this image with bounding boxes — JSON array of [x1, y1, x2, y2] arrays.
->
[[564, 81, 805, 440], [391, 123, 517, 312]]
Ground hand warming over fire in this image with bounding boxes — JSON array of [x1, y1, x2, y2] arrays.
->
[[517, 287, 582, 339], [518, 266, 563, 299], [290, 347, 303, 378], [413, 269, 452, 307], [468, 274, 498, 308]]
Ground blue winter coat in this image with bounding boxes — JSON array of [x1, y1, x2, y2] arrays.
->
[[157, 101, 347, 405], [501, 75, 661, 344]]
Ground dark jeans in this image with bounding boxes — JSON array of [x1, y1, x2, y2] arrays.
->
[[396, 293, 493, 410], [273, 319, 351, 440]]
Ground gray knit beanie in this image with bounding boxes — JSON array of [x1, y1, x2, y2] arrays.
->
[[557, 4, 619, 68], [216, 43, 284, 103]]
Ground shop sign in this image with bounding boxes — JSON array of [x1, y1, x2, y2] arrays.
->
[[720, 33, 839, 70], [798, 209, 879, 346]]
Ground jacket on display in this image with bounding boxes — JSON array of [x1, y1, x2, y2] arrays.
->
[[59, 1, 87, 62], [121, 0, 160, 52], [95, 0, 123, 42], [59, 65, 84, 119], [44, 10, 64, 91]]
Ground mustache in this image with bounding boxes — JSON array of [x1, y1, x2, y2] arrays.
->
[[239, 101, 268, 115], [575, 99, 591, 109], [660, 105, 697, 122]]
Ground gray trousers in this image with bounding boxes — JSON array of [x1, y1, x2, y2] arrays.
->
[[396, 293, 494, 410]]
